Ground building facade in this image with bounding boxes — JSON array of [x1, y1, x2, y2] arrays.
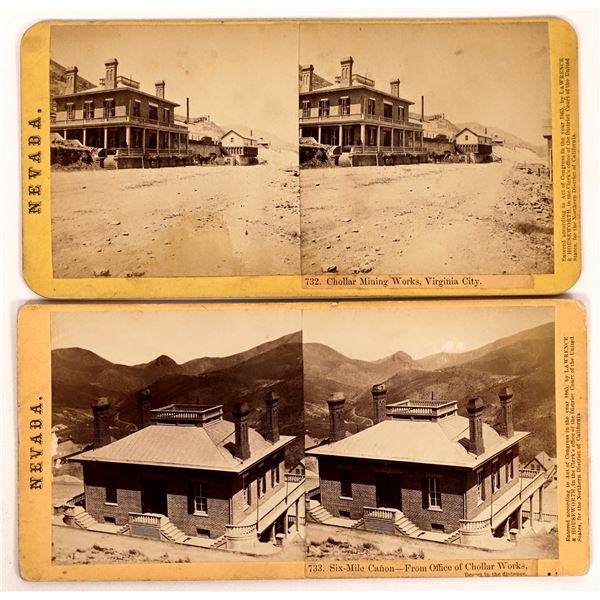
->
[[66, 392, 304, 552], [220, 130, 259, 165], [299, 58, 425, 166], [51, 58, 191, 169], [308, 385, 550, 546], [454, 127, 494, 161]]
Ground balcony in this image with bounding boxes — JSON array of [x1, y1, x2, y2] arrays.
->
[[299, 111, 423, 131], [52, 114, 188, 131]]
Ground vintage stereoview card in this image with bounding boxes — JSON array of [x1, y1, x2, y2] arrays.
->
[[19, 304, 306, 581], [302, 300, 588, 579], [21, 18, 579, 299], [18, 300, 587, 580]]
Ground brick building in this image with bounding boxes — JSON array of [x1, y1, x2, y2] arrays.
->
[[67, 392, 305, 552], [299, 57, 426, 166], [51, 58, 191, 169], [307, 385, 551, 546]]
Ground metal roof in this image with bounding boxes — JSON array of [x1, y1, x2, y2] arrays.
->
[[74, 419, 294, 473], [307, 415, 529, 470]]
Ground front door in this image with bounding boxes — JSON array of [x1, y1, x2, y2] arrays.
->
[[375, 473, 402, 511], [140, 478, 168, 516]]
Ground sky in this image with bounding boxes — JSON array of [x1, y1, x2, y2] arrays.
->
[[302, 305, 554, 361], [51, 23, 299, 146], [51, 308, 301, 365], [300, 21, 551, 146], [51, 305, 554, 365]]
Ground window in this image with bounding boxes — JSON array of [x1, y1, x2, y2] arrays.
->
[[164, 107, 171, 123], [105, 475, 117, 505], [476, 468, 485, 503], [427, 476, 442, 509], [243, 474, 252, 507], [301, 101, 310, 118], [83, 101, 94, 120], [465, 134, 469, 141], [506, 450, 514, 483], [340, 468, 352, 498], [103, 99, 115, 118], [491, 459, 501, 493], [318, 99, 330, 117], [383, 102, 393, 120], [257, 465, 267, 498], [132, 100, 141, 118], [398, 106, 405, 121], [148, 104, 158, 121], [66, 103, 75, 120], [367, 98, 376, 117], [271, 464, 280, 487], [193, 482, 207, 514], [338, 97, 350, 116]]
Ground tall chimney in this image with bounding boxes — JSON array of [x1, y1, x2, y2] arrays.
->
[[327, 392, 346, 443], [64, 66, 78, 94], [233, 401, 251, 460], [467, 397, 485, 456], [264, 391, 280, 443], [371, 383, 387, 424], [300, 65, 314, 93], [104, 58, 118, 89], [136, 388, 152, 429], [186, 97, 189, 124], [421, 96, 425, 122], [91, 398, 111, 448], [155, 80, 165, 99], [390, 79, 400, 98], [498, 387, 514, 438], [340, 57, 354, 86]]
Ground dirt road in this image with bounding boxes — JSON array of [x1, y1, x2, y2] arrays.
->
[[51, 165, 300, 278], [300, 162, 553, 275]]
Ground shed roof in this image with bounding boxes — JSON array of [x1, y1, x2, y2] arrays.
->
[[307, 414, 528, 470], [74, 420, 293, 473]]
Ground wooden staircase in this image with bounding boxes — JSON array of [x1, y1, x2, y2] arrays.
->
[[393, 511, 422, 538], [159, 518, 191, 543], [308, 504, 334, 524]]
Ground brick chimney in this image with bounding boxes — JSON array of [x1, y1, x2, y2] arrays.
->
[[136, 388, 152, 429], [300, 65, 314, 93], [340, 57, 354, 86], [264, 391, 280, 443], [327, 392, 346, 443], [155, 80, 165, 99], [421, 96, 425, 122], [64, 66, 78, 94], [104, 58, 118, 89], [233, 401, 251, 460], [371, 383, 387, 424], [390, 79, 400, 98], [498, 387, 514, 438], [467, 397, 485, 456], [91, 398, 111, 448]]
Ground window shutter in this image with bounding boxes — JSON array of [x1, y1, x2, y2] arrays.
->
[[187, 482, 195, 514], [421, 476, 429, 509]]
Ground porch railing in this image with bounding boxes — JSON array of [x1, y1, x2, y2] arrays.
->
[[459, 517, 491, 533], [224, 523, 258, 539], [284, 472, 305, 484], [128, 512, 162, 527], [363, 506, 396, 521], [299, 112, 423, 130], [65, 492, 86, 507]]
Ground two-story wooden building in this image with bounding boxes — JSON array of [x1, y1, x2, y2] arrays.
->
[[220, 129, 259, 165], [64, 391, 305, 552], [51, 58, 192, 169], [454, 127, 494, 162], [307, 385, 550, 547], [299, 58, 426, 166]]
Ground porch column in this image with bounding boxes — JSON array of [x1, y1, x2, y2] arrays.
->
[[504, 519, 510, 538], [125, 126, 131, 149], [103, 127, 108, 148], [283, 510, 289, 536], [538, 487, 544, 520], [63, 129, 67, 139], [295, 499, 300, 531], [82, 129, 87, 146], [317, 126, 322, 144], [529, 496, 534, 527], [156, 130, 159, 152], [168, 132, 171, 152], [269, 523, 276, 543], [376, 126, 381, 151], [142, 129, 146, 153], [360, 124, 366, 149], [338, 125, 343, 146], [517, 507, 523, 531]]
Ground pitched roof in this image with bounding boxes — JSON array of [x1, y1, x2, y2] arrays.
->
[[529, 451, 556, 471], [456, 127, 492, 142], [74, 420, 293, 473], [307, 415, 528, 469]]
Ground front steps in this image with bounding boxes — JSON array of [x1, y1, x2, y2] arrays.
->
[[71, 506, 99, 529], [393, 511, 421, 537], [159, 518, 191, 543], [308, 504, 334, 524]]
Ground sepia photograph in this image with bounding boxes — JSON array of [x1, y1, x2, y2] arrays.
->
[[49, 308, 305, 564], [302, 305, 559, 561], [49, 23, 300, 279], [299, 22, 554, 276]]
